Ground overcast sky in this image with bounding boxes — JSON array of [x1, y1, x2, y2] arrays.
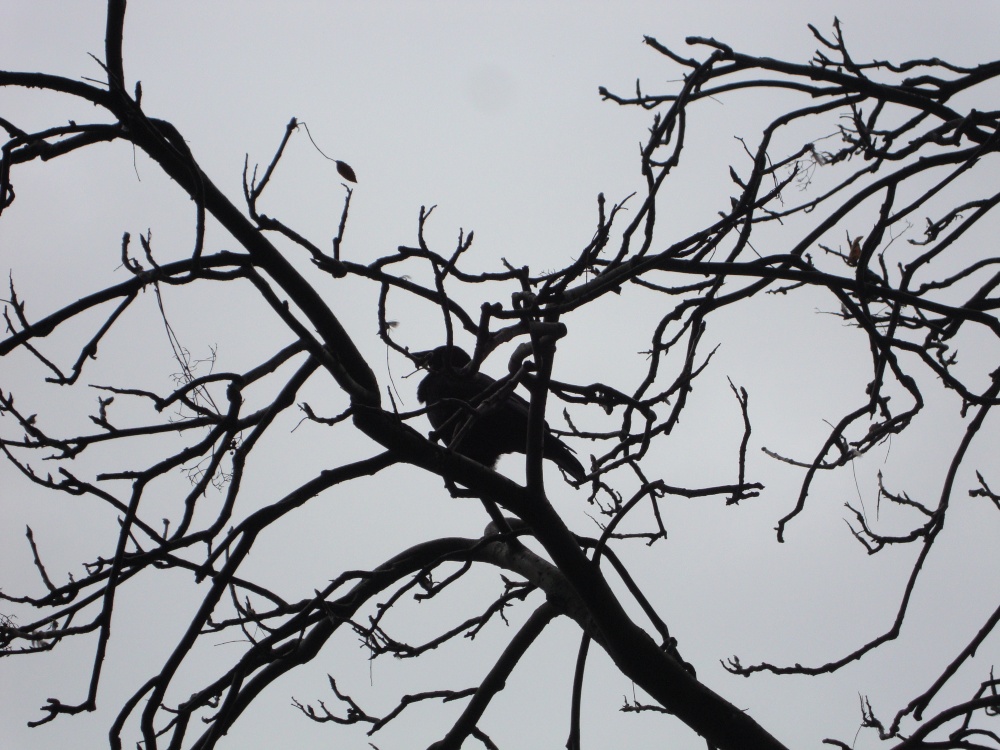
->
[[2, 3, 1000, 750]]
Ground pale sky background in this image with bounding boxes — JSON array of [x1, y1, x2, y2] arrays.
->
[[1, 2, 999, 750]]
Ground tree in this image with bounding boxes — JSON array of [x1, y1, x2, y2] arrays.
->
[[2, 3, 1000, 749]]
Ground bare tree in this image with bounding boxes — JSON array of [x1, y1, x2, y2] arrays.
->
[[2, 4, 1000, 750]]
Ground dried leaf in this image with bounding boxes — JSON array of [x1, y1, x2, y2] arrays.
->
[[335, 160, 357, 183], [847, 235, 863, 266]]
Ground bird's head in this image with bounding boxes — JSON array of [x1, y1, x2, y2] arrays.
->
[[413, 345, 473, 373]]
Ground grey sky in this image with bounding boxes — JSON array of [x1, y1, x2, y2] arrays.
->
[[2, 2, 999, 749]]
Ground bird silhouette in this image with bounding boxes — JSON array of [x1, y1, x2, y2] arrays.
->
[[415, 345, 586, 482]]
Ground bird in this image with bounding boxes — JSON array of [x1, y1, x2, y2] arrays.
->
[[415, 345, 586, 482]]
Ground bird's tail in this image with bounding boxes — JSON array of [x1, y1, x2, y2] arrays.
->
[[544, 435, 587, 483]]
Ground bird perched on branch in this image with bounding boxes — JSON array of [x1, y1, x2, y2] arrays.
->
[[415, 345, 586, 482]]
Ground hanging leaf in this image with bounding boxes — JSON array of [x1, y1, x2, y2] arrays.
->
[[335, 160, 357, 183]]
